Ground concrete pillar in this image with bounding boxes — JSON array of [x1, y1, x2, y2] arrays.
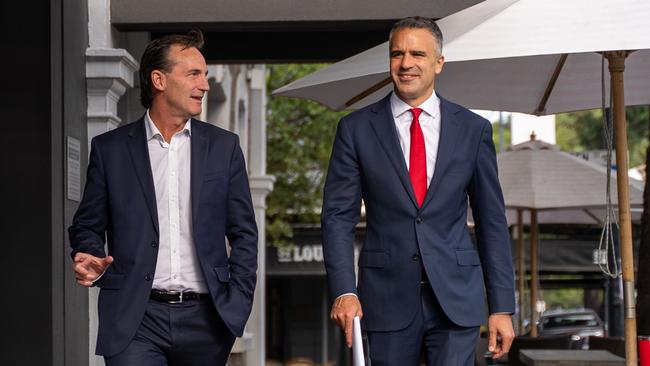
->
[[85, 48, 138, 366], [86, 1, 138, 365], [245, 65, 275, 366], [206, 65, 230, 130], [245, 175, 274, 365]]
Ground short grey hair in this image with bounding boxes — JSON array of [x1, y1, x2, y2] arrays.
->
[[389, 16, 443, 54]]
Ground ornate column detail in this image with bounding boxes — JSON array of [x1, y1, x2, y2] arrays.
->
[[86, 48, 138, 142]]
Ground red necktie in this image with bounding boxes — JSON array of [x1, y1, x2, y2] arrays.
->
[[409, 108, 427, 207]]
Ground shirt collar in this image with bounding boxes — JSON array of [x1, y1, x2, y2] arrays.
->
[[145, 109, 192, 142], [390, 91, 440, 120]]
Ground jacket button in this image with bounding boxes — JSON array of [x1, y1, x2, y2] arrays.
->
[[412, 254, 420, 261], [145, 274, 152, 281], [150, 241, 158, 248], [416, 217, 423, 224]]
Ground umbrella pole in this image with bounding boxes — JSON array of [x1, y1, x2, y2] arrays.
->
[[529, 208, 538, 337], [517, 209, 525, 334], [606, 50, 637, 366]]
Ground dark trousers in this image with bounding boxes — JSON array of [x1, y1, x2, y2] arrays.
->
[[105, 298, 235, 366], [367, 284, 479, 366]]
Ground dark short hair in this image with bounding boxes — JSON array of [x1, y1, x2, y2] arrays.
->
[[389, 17, 443, 54], [139, 29, 205, 109]]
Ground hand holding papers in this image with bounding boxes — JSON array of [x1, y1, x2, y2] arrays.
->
[[352, 316, 368, 366]]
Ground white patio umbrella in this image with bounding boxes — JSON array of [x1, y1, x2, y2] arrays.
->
[[274, 0, 650, 114], [274, 0, 650, 362]]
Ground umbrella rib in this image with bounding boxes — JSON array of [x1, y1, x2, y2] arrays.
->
[[345, 76, 392, 108], [534, 54, 568, 116], [582, 208, 603, 225]]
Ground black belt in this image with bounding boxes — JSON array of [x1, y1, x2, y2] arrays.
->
[[150, 289, 209, 303]]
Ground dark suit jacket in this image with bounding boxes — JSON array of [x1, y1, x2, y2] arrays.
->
[[322, 94, 515, 332], [69, 117, 258, 357]]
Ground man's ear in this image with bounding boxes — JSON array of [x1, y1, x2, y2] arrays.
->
[[434, 55, 445, 75], [151, 70, 166, 92]]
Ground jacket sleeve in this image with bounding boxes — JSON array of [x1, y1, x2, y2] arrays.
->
[[468, 120, 515, 315], [321, 117, 362, 301], [225, 136, 259, 300], [68, 137, 108, 259]]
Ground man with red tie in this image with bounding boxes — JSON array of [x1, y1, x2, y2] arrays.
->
[[322, 17, 515, 365]]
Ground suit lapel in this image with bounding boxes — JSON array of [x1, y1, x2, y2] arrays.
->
[[421, 96, 463, 210], [190, 119, 209, 228], [127, 118, 159, 235], [368, 95, 419, 208]]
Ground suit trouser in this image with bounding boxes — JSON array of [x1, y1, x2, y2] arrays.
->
[[104, 297, 235, 366], [366, 284, 479, 366]]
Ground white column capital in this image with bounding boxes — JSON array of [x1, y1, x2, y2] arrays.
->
[[85, 47, 139, 141], [250, 174, 275, 192], [249, 175, 275, 209], [86, 48, 138, 86]]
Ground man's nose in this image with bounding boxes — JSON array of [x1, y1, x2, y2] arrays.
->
[[199, 75, 210, 92], [400, 54, 414, 69]]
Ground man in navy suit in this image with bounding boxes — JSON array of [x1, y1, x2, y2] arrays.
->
[[323, 17, 515, 365], [69, 30, 258, 365]]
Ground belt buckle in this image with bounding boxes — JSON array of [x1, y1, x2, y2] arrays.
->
[[167, 290, 183, 304]]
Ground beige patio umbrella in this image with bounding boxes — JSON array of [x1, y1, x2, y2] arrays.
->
[[274, 1, 650, 362], [496, 137, 644, 336]]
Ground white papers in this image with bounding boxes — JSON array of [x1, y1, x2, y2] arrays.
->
[[352, 316, 366, 366]]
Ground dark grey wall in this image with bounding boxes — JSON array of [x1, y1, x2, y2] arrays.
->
[[0, 0, 89, 365], [62, 0, 91, 364]]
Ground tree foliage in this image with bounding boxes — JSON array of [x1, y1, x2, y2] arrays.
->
[[555, 106, 649, 167], [266, 64, 349, 247], [492, 117, 511, 152]]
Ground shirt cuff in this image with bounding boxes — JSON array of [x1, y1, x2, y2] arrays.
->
[[335, 293, 358, 301], [91, 268, 108, 284]]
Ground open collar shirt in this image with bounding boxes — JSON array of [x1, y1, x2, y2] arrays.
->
[[145, 111, 207, 293]]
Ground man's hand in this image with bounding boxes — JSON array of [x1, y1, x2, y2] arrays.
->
[[330, 295, 363, 348], [73, 252, 114, 287], [487, 313, 515, 359]]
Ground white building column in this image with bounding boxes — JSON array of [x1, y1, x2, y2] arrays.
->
[[245, 65, 275, 366], [86, 1, 138, 365]]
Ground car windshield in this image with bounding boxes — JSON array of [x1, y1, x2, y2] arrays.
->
[[542, 314, 599, 328]]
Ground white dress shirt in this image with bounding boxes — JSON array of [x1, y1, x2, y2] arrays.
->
[[145, 111, 207, 293], [390, 91, 441, 187]]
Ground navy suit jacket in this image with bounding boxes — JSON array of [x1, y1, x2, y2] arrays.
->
[[69, 117, 258, 357], [322, 94, 515, 332]]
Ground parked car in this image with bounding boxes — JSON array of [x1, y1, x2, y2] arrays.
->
[[537, 308, 605, 349]]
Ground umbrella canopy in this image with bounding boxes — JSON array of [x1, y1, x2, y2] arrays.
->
[[273, 0, 650, 114], [497, 139, 645, 210], [465, 138, 644, 225]]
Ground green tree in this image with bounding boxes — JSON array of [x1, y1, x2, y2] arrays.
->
[[555, 106, 649, 167], [491, 117, 511, 152], [266, 64, 348, 247]]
